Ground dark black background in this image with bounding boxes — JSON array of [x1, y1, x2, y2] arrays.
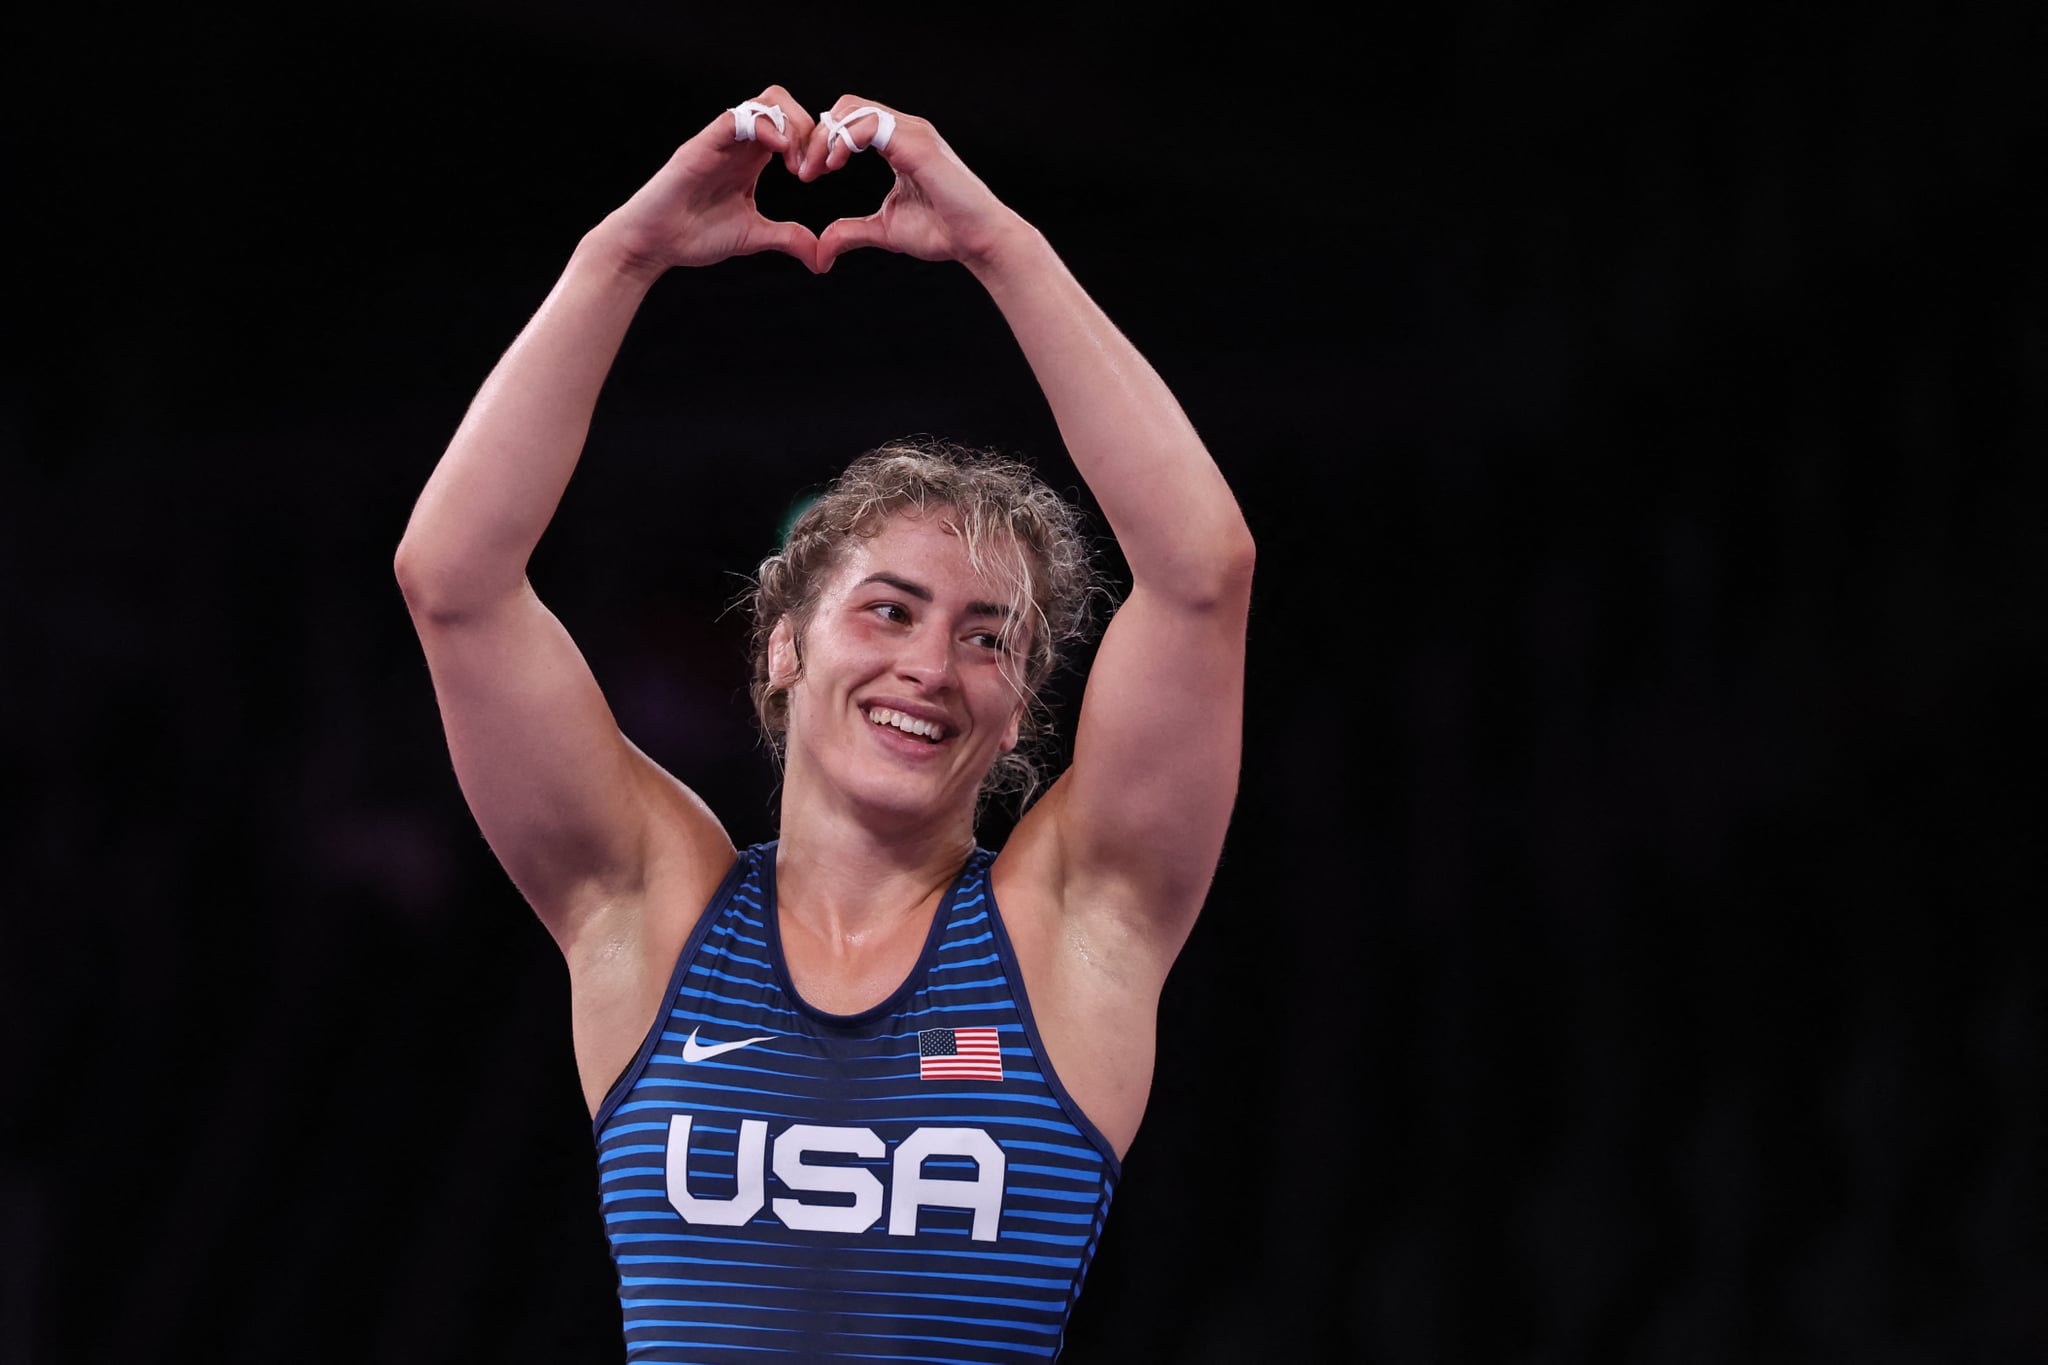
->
[[6, 2, 2045, 1361]]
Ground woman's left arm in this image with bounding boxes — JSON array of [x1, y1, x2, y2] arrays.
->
[[806, 98, 1255, 959], [973, 225, 1256, 956]]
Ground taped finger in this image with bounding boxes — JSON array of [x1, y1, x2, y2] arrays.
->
[[731, 100, 788, 142], [820, 105, 895, 154]]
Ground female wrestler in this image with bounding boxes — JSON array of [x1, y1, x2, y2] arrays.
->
[[395, 85, 1254, 1362]]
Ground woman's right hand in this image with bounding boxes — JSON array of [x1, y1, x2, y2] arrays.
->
[[598, 85, 821, 275]]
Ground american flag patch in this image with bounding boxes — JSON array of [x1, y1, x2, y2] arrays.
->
[[918, 1027, 1004, 1081]]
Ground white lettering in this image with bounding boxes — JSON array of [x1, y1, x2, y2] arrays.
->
[[888, 1127, 1007, 1242], [772, 1124, 886, 1234], [665, 1114, 766, 1226], [661, 1116, 1006, 1240]]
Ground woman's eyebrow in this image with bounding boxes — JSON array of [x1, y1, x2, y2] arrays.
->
[[858, 572, 1014, 622], [857, 571, 932, 602]]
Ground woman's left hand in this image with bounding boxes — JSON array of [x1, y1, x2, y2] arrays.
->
[[800, 97, 1030, 273]]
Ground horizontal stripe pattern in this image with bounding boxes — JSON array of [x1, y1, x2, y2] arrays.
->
[[595, 845, 1115, 1363]]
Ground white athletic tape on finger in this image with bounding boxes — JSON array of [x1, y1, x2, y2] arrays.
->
[[821, 106, 895, 154], [730, 100, 787, 142]]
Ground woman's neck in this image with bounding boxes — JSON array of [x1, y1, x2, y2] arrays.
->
[[772, 802, 977, 946]]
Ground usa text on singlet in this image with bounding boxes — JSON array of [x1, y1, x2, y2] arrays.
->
[[593, 843, 1121, 1362]]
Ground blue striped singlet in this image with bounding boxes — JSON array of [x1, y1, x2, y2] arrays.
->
[[592, 842, 1121, 1363]]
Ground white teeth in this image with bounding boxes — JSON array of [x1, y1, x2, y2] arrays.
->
[[867, 707, 943, 741]]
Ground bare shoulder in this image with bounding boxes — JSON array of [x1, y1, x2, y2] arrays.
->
[[989, 792, 1181, 1159], [559, 764, 740, 1117]]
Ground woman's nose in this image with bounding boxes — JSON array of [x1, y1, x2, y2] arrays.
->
[[896, 629, 956, 688]]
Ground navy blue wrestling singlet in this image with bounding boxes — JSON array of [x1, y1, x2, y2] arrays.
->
[[592, 842, 1121, 1363]]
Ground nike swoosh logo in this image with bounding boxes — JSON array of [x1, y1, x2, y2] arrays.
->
[[682, 1026, 778, 1063]]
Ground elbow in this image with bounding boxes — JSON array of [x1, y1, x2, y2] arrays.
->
[[392, 538, 434, 608], [393, 539, 474, 624], [1221, 520, 1256, 588], [395, 530, 527, 625], [1169, 521, 1256, 613], [1205, 519, 1257, 605]]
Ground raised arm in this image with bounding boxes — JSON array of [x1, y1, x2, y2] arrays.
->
[[977, 236, 1254, 954], [394, 88, 819, 961], [808, 99, 1255, 964]]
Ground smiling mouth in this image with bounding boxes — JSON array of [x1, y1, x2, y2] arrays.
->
[[866, 706, 947, 744]]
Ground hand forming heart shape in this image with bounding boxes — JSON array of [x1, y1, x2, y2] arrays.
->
[[598, 86, 1023, 278]]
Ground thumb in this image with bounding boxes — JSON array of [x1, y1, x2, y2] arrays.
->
[[817, 214, 892, 273], [745, 217, 821, 272]]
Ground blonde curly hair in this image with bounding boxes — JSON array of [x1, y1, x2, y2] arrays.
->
[[747, 438, 1106, 809]]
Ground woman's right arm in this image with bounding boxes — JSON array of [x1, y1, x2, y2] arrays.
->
[[393, 88, 818, 953]]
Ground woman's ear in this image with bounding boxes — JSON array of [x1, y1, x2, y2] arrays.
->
[[768, 617, 800, 690]]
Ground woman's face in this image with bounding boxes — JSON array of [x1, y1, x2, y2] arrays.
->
[[775, 511, 1028, 829]]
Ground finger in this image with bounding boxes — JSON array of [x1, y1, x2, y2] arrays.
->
[[725, 85, 806, 159], [742, 85, 815, 178], [816, 213, 890, 273], [796, 117, 834, 183], [746, 217, 821, 273], [782, 103, 819, 178], [813, 94, 901, 177], [724, 110, 787, 158]]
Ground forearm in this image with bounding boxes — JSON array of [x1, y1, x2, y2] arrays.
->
[[968, 225, 1254, 598], [395, 222, 663, 615]]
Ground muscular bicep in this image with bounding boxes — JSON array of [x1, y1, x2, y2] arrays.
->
[[408, 581, 722, 943], [1037, 576, 1251, 947]]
